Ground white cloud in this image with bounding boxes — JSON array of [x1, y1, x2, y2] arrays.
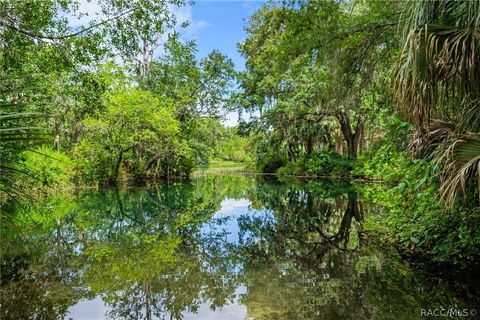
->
[[172, 5, 212, 40]]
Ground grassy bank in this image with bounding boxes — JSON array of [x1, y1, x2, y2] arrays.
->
[[193, 160, 247, 175]]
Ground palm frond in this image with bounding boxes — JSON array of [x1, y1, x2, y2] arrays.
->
[[409, 119, 455, 157], [0, 109, 50, 203], [436, 133, 480, 206], [394, 24, 480, 132], [460, 97, 480, 132], [395, 0, 480, 136]]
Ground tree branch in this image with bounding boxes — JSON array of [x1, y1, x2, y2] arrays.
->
[[0, 7, 137, 41]]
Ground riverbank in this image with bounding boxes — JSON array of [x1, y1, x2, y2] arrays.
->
[[193, 160, 248, 175]]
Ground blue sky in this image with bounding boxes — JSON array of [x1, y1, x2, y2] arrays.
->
[[182, 1, 264, 71], [177, 1, 265, 125]]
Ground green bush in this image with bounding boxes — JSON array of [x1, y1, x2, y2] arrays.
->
[[73, 139, 114, 185], [21, 146, 75, 190], [355, 117, 479, 270], [354, 145, 428, 182], [217, 134, 248, 162], [276, 160, 305, 175], [305, 150, 352, 177], [73, 89, 189, 185], [353, 117, 414, 181], [359, 142, 480, 270], [275, 150, 352, 177], [254, 145, 287, 173]]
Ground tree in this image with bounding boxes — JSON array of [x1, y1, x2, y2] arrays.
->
[[394, 0, 480, 205], [0, 0, 195, 198], [141, 35, 239, 166], [239, 0, 400, 163], [143, 35, 237, 122], [75, 89, 185, 184]]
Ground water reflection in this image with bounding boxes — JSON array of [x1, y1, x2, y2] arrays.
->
[[0, 175, 475, 320]]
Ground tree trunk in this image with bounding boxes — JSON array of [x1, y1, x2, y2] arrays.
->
[[352, 115, 365, 157], [287, 142, 297, 162], [333, 129, 344, 155], [310, 108, 365, 158], [114, 146, 133, 181], [334, 110, 365, 159], [306, 136, 313, 157]]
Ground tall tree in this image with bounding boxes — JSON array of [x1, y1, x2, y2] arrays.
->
[[0, 0, 189, 198], [239, 0, 400, 159]]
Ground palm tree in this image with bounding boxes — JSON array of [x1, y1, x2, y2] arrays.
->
[[394, 0, 480, 205], [0, 78, 48, 204], [436, 133, 480, 205]]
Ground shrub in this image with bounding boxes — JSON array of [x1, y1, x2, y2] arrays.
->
[[21, 146, 75, 190], [276, 160, 304, 175], [359, 142, 480, 270], [306, 150, 352, 177], [73, 89, 186, 185]]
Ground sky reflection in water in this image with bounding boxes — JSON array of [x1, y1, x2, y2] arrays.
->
[[1, 175, 475, 320]]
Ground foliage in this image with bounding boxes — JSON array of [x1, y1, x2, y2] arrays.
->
[[194, 160, 246, 175], [275, 150, 351, 177], [0, 0, 244, 202], [239, 0, 400, 164], [394, 0, 480, 204], [247, 131, 287, 173], [356, 128, 480, 269], [0, 78, 51, 202], [276, 160, 304, 176], [353, 117, 414, 181], [305, 150, 352, 177], [0, 111, 43, 201], [20, 146, 75, 191], [352, 111, 480, 269], [395, 0, 480, 134], [1, 0, 479, 293], [361, 174, 480, 270], [187, 119, 247, 165], [361, 0, 480, 272], [143, 36, 237, 121], [215, 127, 248, 162], [435, 133, 480, 206], [74, 89, 187, 185]]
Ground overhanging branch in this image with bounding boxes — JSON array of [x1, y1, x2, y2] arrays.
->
[[0, 7, 137, 41]]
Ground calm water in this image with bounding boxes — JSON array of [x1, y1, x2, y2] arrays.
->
[[1, 175, 477, 320]]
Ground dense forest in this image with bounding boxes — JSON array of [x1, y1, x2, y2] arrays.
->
[[1, 0, 479, 297], [236, 0, 480, 271]]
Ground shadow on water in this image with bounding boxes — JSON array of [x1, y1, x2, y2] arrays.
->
[[0, 175, 478, 319]]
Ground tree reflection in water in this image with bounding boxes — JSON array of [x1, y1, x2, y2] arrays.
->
[[0, 175, 472, 320]]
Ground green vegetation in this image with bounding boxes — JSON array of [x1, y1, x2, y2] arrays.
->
[[1, 0, 479, 307], [0, 0, 249, 193], [74, 88, 186, 184], [193, 159, 246, 175], [235, 0, 480, 272], [354, 118, 480, 269]]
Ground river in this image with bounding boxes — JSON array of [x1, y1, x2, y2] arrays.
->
[[0, 175, 477, 319]]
